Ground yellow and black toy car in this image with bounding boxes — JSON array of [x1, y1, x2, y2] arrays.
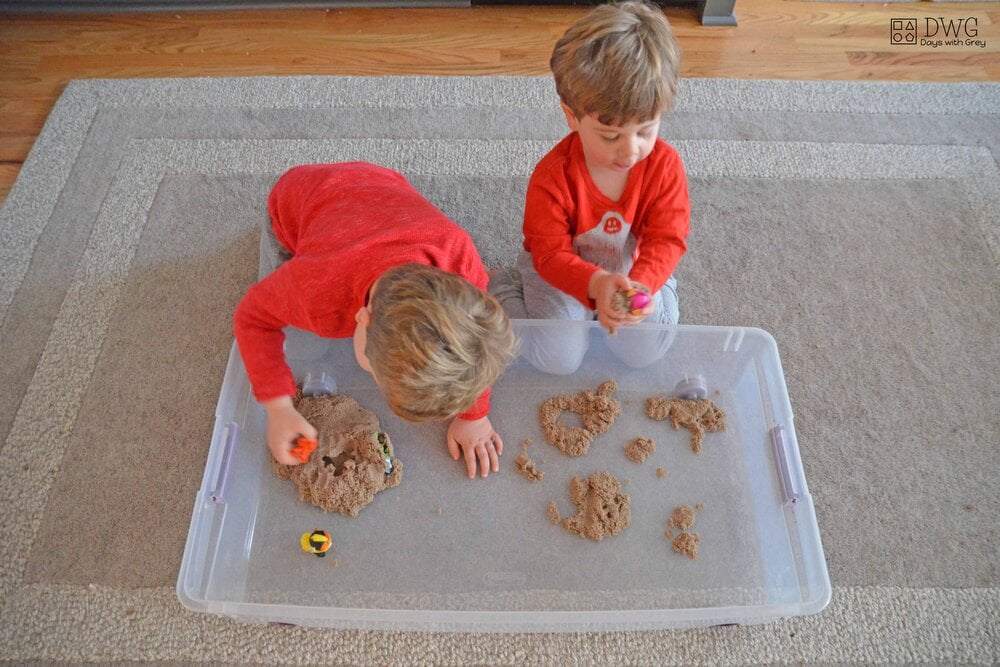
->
[[300, 529, 332, 557]]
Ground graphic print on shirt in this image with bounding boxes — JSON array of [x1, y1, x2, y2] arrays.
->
[[602, 211, 624, 235], [573, 210, 637, 275]]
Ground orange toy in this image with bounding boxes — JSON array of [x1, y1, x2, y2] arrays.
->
[[290, 436, 318, 464]]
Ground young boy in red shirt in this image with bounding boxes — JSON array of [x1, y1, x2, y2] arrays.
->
[[235, 163, 518, 479], [491, 1, 689, 374]]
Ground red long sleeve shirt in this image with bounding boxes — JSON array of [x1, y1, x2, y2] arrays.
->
[[234, 163, 492, 420], [523, 133, 690, 309]]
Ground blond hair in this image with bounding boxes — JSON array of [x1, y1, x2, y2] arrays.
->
[[551, 1, 681, 125], [366, 263, 518, 422]]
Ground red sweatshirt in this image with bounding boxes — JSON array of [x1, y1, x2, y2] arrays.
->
[[234, 163, 491, 420], [523, 133, 690, 309]]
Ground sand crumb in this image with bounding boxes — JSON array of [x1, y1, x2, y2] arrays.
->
[[547, 501, 561, 525], [666, 504, 702, 559], [695, 503, 705, 511], [656, 467, 667, 479], [672, 531, 700, 559], [329, 558, 339, 569], [434, 506, 443, 516], [540, 381, 621, 456], [515, 450, 544, 482], [645, 397, 726, 453], [668, 504, 696, 530], [624, 437, 655, 464]]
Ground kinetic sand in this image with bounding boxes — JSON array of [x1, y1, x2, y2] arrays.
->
[[558, 472, 631, 542], [272, 392, 402, 516], [540, 380, 622, 456], [624, 437, 655, 464], [645, 397, 727, 453]]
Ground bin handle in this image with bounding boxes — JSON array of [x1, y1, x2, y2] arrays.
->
[[770, 424, 803, 504], [210, 422, 239, 504]]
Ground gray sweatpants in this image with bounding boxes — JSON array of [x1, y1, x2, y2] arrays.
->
[[490, 251, 679, 375]]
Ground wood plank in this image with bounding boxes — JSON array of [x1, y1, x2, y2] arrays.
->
[[1, 0, 998, 207], [0, 164, 20, 205]]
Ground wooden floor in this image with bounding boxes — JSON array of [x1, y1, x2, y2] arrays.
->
[[1, 0, 998, 203]]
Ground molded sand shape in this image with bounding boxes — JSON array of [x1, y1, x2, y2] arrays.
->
[[540, 380, 621, 456], [645, 397, 726, 453], [560, 471, 631, 541], [272, 392, 403, 516]]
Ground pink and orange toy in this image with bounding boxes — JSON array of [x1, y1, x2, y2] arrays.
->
[[625, 289, 651, 315]]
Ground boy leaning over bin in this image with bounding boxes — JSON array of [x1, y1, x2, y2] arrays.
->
[[235, 162, 518, 479]]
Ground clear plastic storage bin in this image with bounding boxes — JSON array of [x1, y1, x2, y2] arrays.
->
[[178, 321, 830, 632]]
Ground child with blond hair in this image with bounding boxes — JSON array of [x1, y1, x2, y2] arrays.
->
[[235, 163, 518, 479], [492, 1, 689, 373]]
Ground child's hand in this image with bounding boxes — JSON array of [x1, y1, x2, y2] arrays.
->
[[588, 270, 643, 334], [446, 415, 503, 479], [264, 396, 318, 466]]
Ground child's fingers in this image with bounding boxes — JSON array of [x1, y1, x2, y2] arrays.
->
[[487, 443, 499, 473], [477, 445, 491, 477], [599, 311, 627, 331], [299, 419, 318, 439], [464, 446, 477, 478], [492, 431, 504, 457], [446, 433, 461, 461], [271, 442, 300, 466]]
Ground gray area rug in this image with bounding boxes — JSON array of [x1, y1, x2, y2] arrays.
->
[[0, 76, 998, 662]]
